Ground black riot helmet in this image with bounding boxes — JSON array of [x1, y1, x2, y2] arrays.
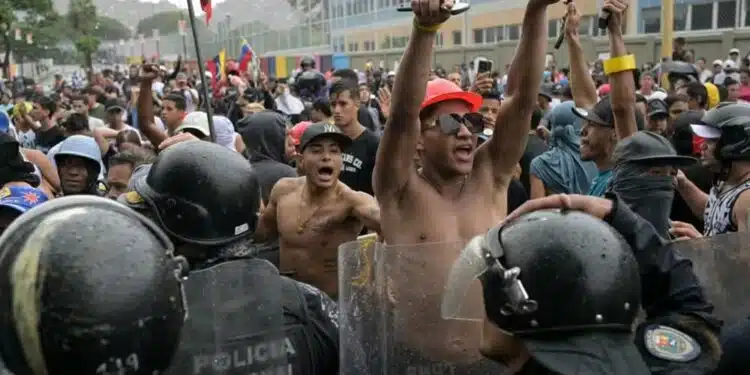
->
[[698, 103, 750, 162], [483, 210, 640, 333], [132, 140, 261, 246], [300, 56, 315, 69], [0, 195, 187, 375], [443, 210, 640, 335]]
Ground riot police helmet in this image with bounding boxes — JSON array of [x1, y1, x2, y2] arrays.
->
[[442, 209, 645, 374], [486, 210, 639, 332], [130, 140, 261, 246], [0, 195, 187, 375]]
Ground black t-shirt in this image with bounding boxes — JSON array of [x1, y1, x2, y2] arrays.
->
[[340, 128, 379, 195], [357, 106, 377, 133], [35, 126, 65, 154], [507, 178, 529, 212], [520, 135, 547, 193]]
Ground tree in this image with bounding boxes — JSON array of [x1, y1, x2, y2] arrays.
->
[[0, 0, 58, 78], [93, 16, 131, 41], [68, 0, 97, 80], [136, 10, 212, 39]]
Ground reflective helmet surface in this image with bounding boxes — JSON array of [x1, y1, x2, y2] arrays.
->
[[135, 140, 261, 245], [482, 210, 641, 336], [0, 196, 186, 375]]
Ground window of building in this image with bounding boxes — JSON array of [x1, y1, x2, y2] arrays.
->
[[495, 26, 504, 41], [718, 1, 737, 28], [452, 30, 462, 45], [379, 0, 387, 8], [346, 1, 352, 15], [364, 40, 370, 50], [691, 3, 714, 30], [485, 27, 496, 43], [381, 35, 391, 49], [548, 19, 558, 38], [641, 6, 661, 33], [675, 4, 688, 31], [508, 24, 520, 40], [578, 16, 591, 35], [435, 32, 444, 47], [473, 28, 483, 44], [336, 5, 343, 17]]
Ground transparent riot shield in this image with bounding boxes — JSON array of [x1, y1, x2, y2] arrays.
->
[[338, 234, 383, 375], [664, 232, 750, 326], [164, 258, 287, 375], [377, 241, 509, 375]]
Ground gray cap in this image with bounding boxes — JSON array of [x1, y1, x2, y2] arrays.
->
[[613, 131, 696, 166]]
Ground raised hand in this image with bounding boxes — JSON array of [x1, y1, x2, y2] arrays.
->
[[603, 0, 628, 34], [411, 0, 454, 27]]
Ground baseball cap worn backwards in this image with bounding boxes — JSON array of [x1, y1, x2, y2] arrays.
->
[[572, 97, 645, 130]]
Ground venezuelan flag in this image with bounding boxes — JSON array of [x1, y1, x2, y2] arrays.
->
[[238, 39, 255, 73]]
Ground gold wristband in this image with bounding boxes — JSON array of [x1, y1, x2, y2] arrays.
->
[[603, 54, 637, 76], [413, 18, 442, 33]]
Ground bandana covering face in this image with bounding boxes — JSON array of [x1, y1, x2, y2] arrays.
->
[[611, 163, 674, 237]]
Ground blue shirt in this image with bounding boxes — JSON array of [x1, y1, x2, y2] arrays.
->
[[588, 169, 613, 197]]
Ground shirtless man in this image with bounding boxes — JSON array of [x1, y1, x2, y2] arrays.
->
[[256, 123, 381, 298], [372, 0, 555, 369]]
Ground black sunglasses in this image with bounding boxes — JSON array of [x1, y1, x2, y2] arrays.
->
[[427, 113, 485, 135]]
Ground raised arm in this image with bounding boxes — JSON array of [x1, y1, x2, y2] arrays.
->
[[604, 0, 638, 140], [564, 2, 598, 108], [372, 0, 451, 199], [481, 0, 557, 181], [136, 65, 168, 148]]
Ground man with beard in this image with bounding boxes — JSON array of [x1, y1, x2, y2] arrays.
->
[[54, 135, 105, 196], [256, 123, 380, 298], [678, 102, 750, 234], [121, 140, 341, 375]]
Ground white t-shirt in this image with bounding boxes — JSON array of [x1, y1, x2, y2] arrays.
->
[[88, 116, 106, 130], [17, 128, 36, 149]]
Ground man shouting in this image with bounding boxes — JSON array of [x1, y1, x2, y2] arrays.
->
[[257, 123, 380, 298], [371, 0, 554, 370]]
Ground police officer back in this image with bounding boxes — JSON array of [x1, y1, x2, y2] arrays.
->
[[120, 140, 340, 375]]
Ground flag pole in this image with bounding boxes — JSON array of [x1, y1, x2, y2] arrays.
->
[[186, 0, 215, 142]]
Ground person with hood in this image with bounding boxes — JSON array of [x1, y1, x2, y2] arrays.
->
[[53, 135, 105, 196], [238, 111, 297, 203], [213, 115, 246, 154], [528, 101, 598, 198]]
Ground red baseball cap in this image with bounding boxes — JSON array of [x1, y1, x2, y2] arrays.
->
[[289, 121, 312, 145], [420, 78, 482, 112]]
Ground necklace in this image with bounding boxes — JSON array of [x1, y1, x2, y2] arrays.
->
[[295, 184, 340, 234], [417, 168, 468, 196]]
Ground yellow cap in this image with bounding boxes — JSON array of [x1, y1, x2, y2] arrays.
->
[[704, 82, 720, 109]]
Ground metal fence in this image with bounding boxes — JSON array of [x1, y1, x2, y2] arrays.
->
[[108, 0, 750, 62]]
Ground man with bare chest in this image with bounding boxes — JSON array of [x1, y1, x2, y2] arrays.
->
[[256, 123, 380, 298], [370, 0, 555, 371]]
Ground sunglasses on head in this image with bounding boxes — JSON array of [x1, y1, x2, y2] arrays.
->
[[426, 113, 485, 135]]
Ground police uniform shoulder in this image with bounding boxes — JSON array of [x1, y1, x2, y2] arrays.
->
[[642, 324, 702, 362]]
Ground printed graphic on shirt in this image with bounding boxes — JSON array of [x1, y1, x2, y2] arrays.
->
[[342, 153, 363, 173]]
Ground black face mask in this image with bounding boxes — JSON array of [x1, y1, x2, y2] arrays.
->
[[610, 163, 674, 237]]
